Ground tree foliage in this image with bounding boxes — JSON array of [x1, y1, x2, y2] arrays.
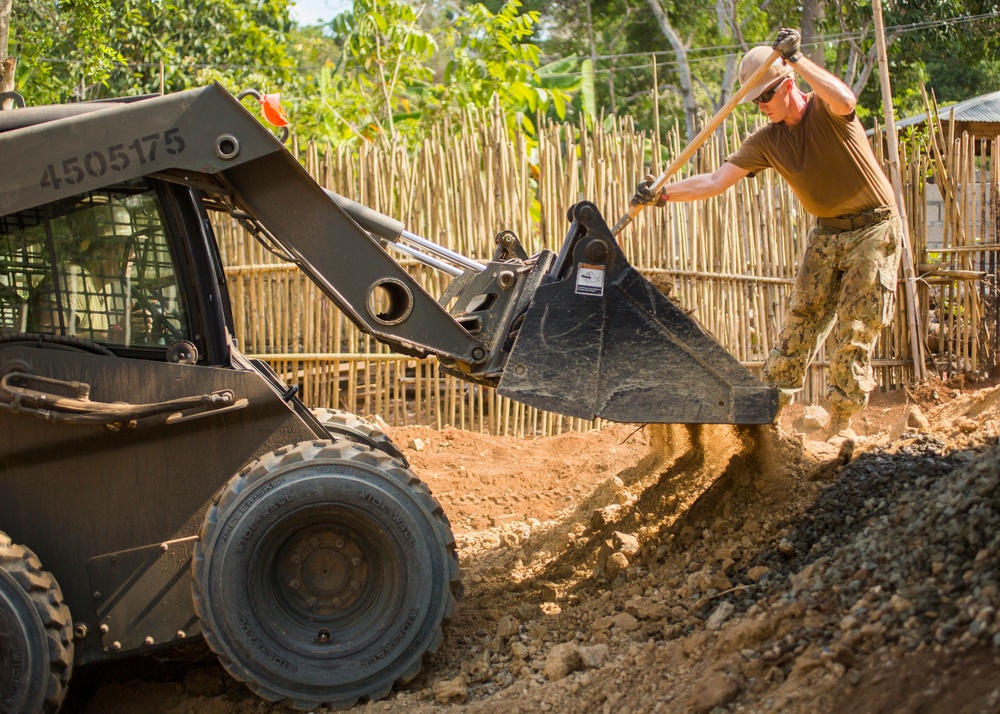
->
[[10, 0, 295, 104], [5, 0, 998, 142], [286, 0, 594, 142]]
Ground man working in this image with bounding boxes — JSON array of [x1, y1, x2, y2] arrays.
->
[[632, 29, 902, 444]]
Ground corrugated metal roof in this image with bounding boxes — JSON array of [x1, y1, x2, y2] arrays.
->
[[896, 89, 1000, 128]]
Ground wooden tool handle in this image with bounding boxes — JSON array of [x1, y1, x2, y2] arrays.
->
[[611, 48, 783, 237]]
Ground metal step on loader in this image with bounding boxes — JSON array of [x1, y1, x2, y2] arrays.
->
[[0, 84, 776, 712]]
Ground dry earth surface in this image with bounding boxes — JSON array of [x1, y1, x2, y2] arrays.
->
[[64, 379, 1000, 714]]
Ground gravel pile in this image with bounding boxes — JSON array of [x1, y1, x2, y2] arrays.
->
[[720, 439, 1000, 653]]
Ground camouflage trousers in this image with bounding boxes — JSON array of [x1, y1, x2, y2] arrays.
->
[[762, 216, 903, 417]]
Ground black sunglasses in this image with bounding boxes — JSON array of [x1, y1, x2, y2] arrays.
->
[[753, 78, 786, 104]]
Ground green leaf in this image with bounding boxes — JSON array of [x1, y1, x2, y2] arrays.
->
[[580, 59, 596, 122]]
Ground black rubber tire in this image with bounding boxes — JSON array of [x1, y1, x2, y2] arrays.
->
[[0, 532, 74, 714], [0, 332, 113, 356], [192, 439, 460, 711], [310, 408, 407, 464]]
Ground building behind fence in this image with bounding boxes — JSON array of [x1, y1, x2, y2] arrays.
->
[[215, 106, 1000, 436]]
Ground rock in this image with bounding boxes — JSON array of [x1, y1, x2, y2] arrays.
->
[[593, 615, 616, 632], [612, 531, 641, 556], [691, 566, 732, 593], [578, 644, 610, 669], [612, 612, 641, 632], [706, 601, 735, 631], [714, 615, 779, 656], [605, 551, 629, 579], [509, 640, 529, 659], [747, 565, 771, 582], [906, 405, 930, 430], [627, 600, 669, 621], [544, 642, 583, 680], [591, 505, 622, 529], [889, 594, 913, 613], [409, 437, 425, 451], [496, 615, 519, 640], [689, 669, 740, 713], [433, 674, 468, 704], [533, 580, 559, 601], [462, 650, 492, 684], [800, 404, 830, 431]]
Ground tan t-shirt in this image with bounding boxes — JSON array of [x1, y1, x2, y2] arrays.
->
[[726, 94, 895, 218]]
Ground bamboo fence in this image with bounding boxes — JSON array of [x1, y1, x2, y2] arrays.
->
[[215, 104, 999, 435]]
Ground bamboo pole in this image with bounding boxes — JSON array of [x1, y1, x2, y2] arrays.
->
[[872, 0, 926, 382]]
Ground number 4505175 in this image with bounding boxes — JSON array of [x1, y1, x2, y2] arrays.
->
[[39, 128, 186, 190]]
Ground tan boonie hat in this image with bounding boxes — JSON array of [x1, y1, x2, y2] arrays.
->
[[739, 45, 794, 103]]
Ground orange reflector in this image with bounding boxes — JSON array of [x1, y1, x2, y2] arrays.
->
[[261, 93, 289, 127]]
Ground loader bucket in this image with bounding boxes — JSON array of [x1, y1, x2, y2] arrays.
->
[[497, 202, 779, 424]]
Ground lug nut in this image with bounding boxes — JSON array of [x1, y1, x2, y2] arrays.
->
[[288, 579, 301, 590]]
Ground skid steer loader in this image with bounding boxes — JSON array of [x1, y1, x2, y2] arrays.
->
[[0, 84, 777, 712]]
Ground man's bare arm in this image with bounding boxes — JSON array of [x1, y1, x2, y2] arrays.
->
[[662, 161, 749, 202], [789, 56, 857, 116]]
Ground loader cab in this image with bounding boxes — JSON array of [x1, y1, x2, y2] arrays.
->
[[0, 178, 233, 364]]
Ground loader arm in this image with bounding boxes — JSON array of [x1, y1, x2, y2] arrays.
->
[[0, 83, 486, 366]]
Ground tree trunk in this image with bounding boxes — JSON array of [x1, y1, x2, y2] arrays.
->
[[0, 0, 14, 109], [713, 0, 739, 110], [0, 0, 11, 60], [801, 0, 826, 68], [645, 0, 698, 142]]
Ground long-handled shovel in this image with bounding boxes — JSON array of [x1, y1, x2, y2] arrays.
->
[[611, 48, 781, 238]]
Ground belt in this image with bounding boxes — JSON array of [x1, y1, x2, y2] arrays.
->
[[816, 206, 894, 231]]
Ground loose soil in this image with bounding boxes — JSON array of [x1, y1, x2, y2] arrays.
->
[[63, 378, 1000, 714]]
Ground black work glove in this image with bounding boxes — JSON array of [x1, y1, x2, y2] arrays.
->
[[773, 27, 802, 63], [631, 174, 667, 208]]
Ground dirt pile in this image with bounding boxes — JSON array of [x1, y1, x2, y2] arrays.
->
[[68, 383, 1000, 714]]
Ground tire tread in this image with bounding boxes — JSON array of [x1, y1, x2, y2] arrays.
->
[[0, 532, 74, 714]]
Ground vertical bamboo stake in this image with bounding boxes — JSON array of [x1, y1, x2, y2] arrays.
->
[[873, 0, 926, 381]]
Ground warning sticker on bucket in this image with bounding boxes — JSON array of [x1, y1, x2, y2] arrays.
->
[[575, 263, 606, 296]]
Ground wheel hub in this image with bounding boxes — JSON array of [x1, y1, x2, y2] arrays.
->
[[278, 530, 369, 616]]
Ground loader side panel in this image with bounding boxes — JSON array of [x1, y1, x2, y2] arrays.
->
[[0, 347, 316, 665]]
